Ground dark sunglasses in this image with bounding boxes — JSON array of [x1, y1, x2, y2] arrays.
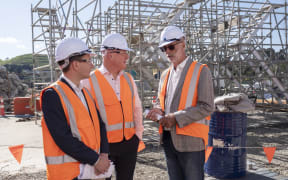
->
[[109, 51, 128, 55], [160, 41, 182, 52], [102, 46, 121, 50]]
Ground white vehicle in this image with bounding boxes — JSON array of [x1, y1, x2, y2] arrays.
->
[[253, 82, 261, 90], [241, 84, 250, 91]]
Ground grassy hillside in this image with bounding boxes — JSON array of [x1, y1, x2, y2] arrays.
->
[[0, 54, 49, 87], [0, 54, 48, 66]]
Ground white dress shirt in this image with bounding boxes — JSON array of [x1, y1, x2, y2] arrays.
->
[[165, 56, 189, 115]]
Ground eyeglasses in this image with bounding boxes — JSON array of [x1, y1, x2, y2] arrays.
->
[[160, 41, 183, 52], [77, 59, 93, 64]]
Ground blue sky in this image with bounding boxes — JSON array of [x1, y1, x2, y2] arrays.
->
[[1, 0, 286, 60], [0, 0, 114, 60], [0, 1, 36, 60]]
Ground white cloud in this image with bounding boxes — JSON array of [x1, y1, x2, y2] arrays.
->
[[0, 37, 19, 44], [16, 44, 28, 50], [0, 37, 29, 52]]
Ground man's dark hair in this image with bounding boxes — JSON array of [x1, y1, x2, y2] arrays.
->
[[57, 54, 84, 72]]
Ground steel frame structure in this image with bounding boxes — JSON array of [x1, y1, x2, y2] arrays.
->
[[31, 0, 288, 113]]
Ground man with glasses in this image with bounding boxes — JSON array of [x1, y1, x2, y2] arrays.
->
[[41, 37, 110, 180], [146, 26, 214, 180], [83, 33, 144, 180]]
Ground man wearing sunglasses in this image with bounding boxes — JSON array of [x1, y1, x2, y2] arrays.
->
[[41, 37, 111, 180], [83, 33, 144, 180], [147, 26, 214, 180]]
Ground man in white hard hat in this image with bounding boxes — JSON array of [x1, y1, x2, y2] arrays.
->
[[83, 33, 144, 180], [41, 37, 110, 180], [147, 26, 214, 180]]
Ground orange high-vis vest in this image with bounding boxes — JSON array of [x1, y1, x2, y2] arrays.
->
[[40, 80, 101, 180], [89, 70, 135, 143], [159, 61, 210, 147]]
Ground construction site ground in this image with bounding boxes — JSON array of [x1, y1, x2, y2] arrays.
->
[[0, 110, 288, 180]]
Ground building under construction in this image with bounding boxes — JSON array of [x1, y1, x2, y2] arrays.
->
[[31, 0, 288, 113]]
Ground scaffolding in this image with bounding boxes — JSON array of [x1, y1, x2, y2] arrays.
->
[[31, 0, 288, 114]]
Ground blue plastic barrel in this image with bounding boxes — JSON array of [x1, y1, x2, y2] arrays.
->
[[204, 112, 247, 179]]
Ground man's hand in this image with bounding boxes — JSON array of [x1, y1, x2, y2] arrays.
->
[[159, 113, 177, 128], [100, 153, 108, 159], [146, 108, 164, 122], [94, 153, 110, 175]]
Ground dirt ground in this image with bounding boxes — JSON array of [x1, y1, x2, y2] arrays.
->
[[245, 111, 288, 177], [0, 110, 288, 180]]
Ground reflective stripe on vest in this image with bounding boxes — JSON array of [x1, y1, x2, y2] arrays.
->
[[83, 87, 103, 130], [159, 61, 210, 140], [90, 72, 135, 131], [45, 154, 77, 165], [54, 84, 81, 140], [123, 72, 135, 116], [44, 85, 100, 165], [45, 149, 99, 165], [84, 87, 95, 104], [184, 62, 210, 125], [44, 84, 80, 165]]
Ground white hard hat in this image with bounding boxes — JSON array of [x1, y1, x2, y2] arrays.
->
[[100, 33, 133, 51], [55, 37, 91, 63], [159, 26, 185, 47]]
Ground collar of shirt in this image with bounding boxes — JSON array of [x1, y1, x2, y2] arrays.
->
[[61, 74, 84, 94], [98, 64, 124, 78], [171, 56, 189, 74], [98, 64, 124, 100], [164, 56, 189, 117], [61, 74, 89, 110]]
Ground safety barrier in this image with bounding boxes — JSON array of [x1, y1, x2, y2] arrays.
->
[[0, 96, 5, 116]]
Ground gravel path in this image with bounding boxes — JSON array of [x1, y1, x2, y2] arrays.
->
[[0, 111, 288, 180]]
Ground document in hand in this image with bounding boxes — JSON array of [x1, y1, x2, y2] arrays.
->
[[143, 109, 162, 121], [78, 162, 115, 179]]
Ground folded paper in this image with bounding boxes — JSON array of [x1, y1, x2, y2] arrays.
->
[[78, 162, 114, 179]]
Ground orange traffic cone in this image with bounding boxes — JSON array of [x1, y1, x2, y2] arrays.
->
[[0, 97, 5, 116]]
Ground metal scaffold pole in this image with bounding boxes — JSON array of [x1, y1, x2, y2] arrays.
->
[[31, 0, 288, 116]]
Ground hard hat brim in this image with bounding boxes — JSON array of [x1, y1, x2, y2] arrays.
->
[[68, 49, 92, 58], [100, 46, 134, 52], [55, 49, 92, 62], [158, 40, 178, 48], [123, 47, 134, 52]]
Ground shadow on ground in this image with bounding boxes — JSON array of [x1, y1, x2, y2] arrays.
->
[[0, 170, 46, 180], [206, 171, 277, 180]]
